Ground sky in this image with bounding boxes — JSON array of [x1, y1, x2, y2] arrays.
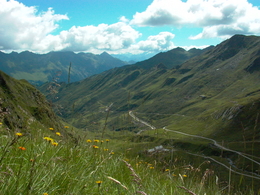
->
[[0, 0, 260, 54]]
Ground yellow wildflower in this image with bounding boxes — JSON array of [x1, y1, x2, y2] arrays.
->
[[49, 128, 54, 130], [104, 148, 109, 151], [43, 193, 48, 195], [96, 180, 102, 187], [93, 145, 99, 149], [165, 169, 170, 172], [183, 174, 188, 177], [52, 142, 58, 146], [105, 139, 110, 142], [149, 167, 154, 169], [55, 132, 61, 136], [110, 152, 115, 155], [86, 139, 92, 143], [43, 137, 54, 142], [16, 132, 23, 137], [94, 139, 100, 143], [64, 126, 69, 128]]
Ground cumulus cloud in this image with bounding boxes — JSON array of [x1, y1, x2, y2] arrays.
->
[[0, 0, 68, 50], [135, 32, 175, 52], [0, 0, 142, 53], [2, 0, 237, 54], [131, 0, 188, 26], [131, 0, 260, 39], [57, 22, 141, 52], [0, 0, 145, 53]]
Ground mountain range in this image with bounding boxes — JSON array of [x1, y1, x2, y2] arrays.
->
[[0, 51, 127, 85], [41, 34, 260, 143], [1, 34, 260, 143], [0, 47, 209, 86]]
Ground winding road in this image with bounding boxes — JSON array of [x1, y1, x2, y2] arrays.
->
[[129, 111, 260, 180], [129, 111, 156, 130], [163, 127, 260, 167]]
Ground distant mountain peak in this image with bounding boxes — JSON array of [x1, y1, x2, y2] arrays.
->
[[100, 51, 111, 57], [221, 34, 259, 50], [134, 46, 207, 70], [223, 34, 246, 48], [20, 50, 34, 55], [173, 47, 186, 51]]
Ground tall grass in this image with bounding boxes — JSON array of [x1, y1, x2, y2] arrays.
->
[[0, 125, 257, 194]]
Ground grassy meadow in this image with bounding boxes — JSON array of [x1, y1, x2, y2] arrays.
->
[[0, 122, 259, 195]]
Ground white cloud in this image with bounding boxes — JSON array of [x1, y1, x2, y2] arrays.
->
[[180, 44, 211, 51], [135, 32, 175, 52], [0, 0, 177, 54], [0, 0, 68, 50], [131, 0, 189, 27], [2, 0, 244, 54], [55, 22, 141, 52], [131, 0, 260, 39], [119, 16, 129, 23], [0, 0, 142, 53]]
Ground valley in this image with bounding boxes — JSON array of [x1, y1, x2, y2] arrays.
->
[[43, 34, 260, 193]]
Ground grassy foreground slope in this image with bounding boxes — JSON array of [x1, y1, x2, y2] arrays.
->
[[1, 127, 231, 195]]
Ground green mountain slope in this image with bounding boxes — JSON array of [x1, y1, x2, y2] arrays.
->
[[0, 70, 64, 134], [44, 35, 260, 142], [0, 51, 127, 85], [134, 46, 212, 69]]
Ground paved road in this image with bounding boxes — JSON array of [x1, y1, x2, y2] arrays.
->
[[163, 127, 260, 167], [186, 151, 260, 180], [129, 111, 156, 130], [129, 111, 260, 179]]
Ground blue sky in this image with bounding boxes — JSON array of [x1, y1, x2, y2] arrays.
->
[[0, 0, 260, 54]]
